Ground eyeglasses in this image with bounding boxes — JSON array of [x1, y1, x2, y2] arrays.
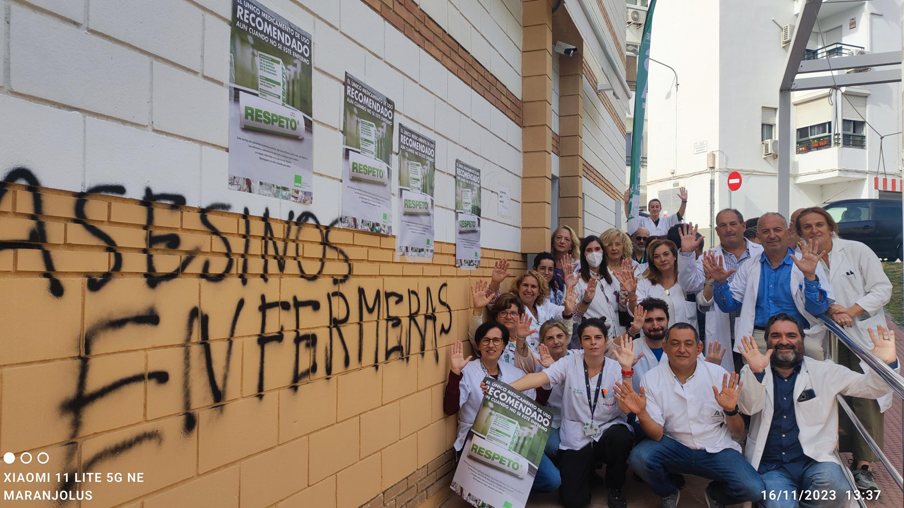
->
[[480, 338, 504, 346], [498, 310, 520, 318], [635, 236, 649, 242]]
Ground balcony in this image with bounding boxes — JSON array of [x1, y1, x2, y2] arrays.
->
[[803, 42, 864, 61]]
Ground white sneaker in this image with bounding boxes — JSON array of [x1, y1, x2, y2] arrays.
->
[[661, 490, 680, 508]]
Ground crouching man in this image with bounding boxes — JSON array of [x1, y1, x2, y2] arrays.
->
[[615, 323, 764, 508], [738, 314, 900, 508]]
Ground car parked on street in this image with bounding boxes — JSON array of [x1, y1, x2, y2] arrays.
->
[[823, 198, 902, 260]]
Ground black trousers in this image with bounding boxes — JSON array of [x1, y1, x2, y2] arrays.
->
[[558, 424, 634, 508]]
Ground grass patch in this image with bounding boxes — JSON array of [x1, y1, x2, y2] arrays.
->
[[883, 262, 902, 324]]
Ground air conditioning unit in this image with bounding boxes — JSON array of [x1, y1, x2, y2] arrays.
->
[[762, 139, 778, 159], [781, 24, 794, 47], [627, 8, 644, 24]]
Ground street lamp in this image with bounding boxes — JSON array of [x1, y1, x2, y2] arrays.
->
[[649, 57, 679, 179]]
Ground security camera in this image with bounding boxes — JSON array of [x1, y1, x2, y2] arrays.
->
[[554, 41, 577, 57]]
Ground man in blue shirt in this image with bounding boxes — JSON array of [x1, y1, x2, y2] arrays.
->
[[703, 212, 832, 359], [737, 314, 899, 508]]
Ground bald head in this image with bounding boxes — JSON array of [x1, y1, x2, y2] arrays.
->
[[758, 213, 788, 257], [632, 227, 651, 259]]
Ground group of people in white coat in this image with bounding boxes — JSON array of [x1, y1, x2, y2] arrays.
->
[[443, 194, 899, 508]]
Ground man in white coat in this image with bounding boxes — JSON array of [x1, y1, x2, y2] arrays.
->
[[796, 207, 894, 491], [625, 187, 688, 236], [677, 210, 763, 373], [737, 314, 899, 507], [704, 212, 833, 359]]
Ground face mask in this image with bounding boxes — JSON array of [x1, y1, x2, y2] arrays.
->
[[587, 252, 603, 268]]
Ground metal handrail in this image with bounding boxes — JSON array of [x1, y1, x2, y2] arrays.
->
[[835, 394, 904, 490], [804, 42, 865, 61], [835, 450, 869, 508], [820, 315, 904, 400]]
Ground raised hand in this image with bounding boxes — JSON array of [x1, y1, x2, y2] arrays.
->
[[712, 372, 743, 412], [614, 334, 637, 370], [738, 335, 772, 374], [628, 303, 645, 336], [582, 277, 598, 305], [515, 313, 538, 339], [613, 381, 646, 414], [679, 223, 700, 253], [614, 259, 638, 295], [471, 280, 492, 310], [702, 251, 736, 284], [828, 303, 853, 327], [867, 325, 898, 365], [564, 265, 578, 290], [450, 340, 473, 375], [538, 344, 555, 368], [491, 259, 511, 285], [564, 284, 577, 315], [793, 239, 825, 281], [705, 341, 725, 365], [677, 186, 688, 202], [624, 188, 631, 202]]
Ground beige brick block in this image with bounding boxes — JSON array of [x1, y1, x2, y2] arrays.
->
[[417, 420, 449, 468], [523, 75, 552, 105], [280, 277, 336, 330], [310, 324, 366, 379], [183, 210, 238, 234], [111, 201, 181, 227], [327, 228, 354, 244], [433, 254, 454, 265], [354, 232, 381, 247], [0, 217, 64, 243], [337, 367, 382, 421], [522, 202, 551, 229], [182, 255, 235, 275], [380, 236, 395, 250], [18, 249, 108, 272], [382, 434, 417, 490], [337, 452, 381, 508], [522, 49, 552, 78], [201, 277, 279, 339], [403, 265, 423, 276], [368, 248, 392, 262], [338, 278, 384, 323], [380, 263, 403, 276], [444, 278, 470, 311], [278, 476, 336, 508], [213, 235, 262, 255], [117, 252, 182, 273], [279, 377, 337, 443], [147, 340, 240, 419], [241, 257, 265, 274], [241, 438, 309, 508], [522, 177, 552, 204], [522, 152, 552, 179], [198, 395, 277, 472], [15, 190, 107, 220], [84, 277, 199, 354], [323, 260, 352, 276], [248, 219, 285, 238], [522, 227, 549, 253], [423, 265, 441, 276], [360, 402, 400, 458], [144, 465, 239, 508], [0, 250, 11, 271], [150, 229, 211, 252], [302, 242, 336, 259], [437, 243, 455, 254], [440, 266, 458, 277], [383, 278, 413, 320], [309, 417, 359, 484], [418, 346, 450, 390], [382, 357, 417, 403], [0, 278, 81, 365], [241, 333, 296, 396], [430, 383, 446, 423], [81, 416, 197, 508], [400, 390, 432, 438], [342, 246, 368, 260], [2, 352, 147, 450], [66, 222, 147, 249]]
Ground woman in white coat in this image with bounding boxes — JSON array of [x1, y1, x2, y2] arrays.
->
[[573, 235, 627, 339], [620, 238, 703, 332], [796, 206, 893, 489]]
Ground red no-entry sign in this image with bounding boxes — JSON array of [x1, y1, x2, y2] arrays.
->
[[728, 171, 742, 191]]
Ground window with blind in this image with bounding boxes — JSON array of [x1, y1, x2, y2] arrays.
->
[[795, 98, 833, 154], [762, 107, 777, 141]]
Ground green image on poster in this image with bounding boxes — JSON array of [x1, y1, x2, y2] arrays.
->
[[397, 124, 436, 258], [454, 160, 481, 216]]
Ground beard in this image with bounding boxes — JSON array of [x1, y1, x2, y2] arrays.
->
[[645, 328, 666, 342], [770, 345, 803, 368]]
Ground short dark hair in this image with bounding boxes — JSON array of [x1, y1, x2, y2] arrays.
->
[[744, 217, 759, 239], [648, 198, 661, 207], [490, 293, 523, 319], [764, 313, 804, 338], [716, 208, 744, 224], [666, 322, 700, 343], [475, 321, 510, 345], [533, 252, 556, 270], [577, 317, 609, 340], [638, 297, 669, 321], [665, 224, 682, 249]]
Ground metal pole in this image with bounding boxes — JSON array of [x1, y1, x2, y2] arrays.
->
[[778, 91, 791, 218], [710, 166, 715, 247]]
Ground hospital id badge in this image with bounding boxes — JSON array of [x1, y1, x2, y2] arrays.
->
[[582, 422, 599, 437]]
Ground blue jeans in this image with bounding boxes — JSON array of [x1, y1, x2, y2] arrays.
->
[[544, 427, 561, 463], [759, 460, 849, 508], [534, 453, 562, 493], [629, 436, 764, 504]]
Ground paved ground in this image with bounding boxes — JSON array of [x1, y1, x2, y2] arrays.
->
[[441, 319, 904, 508]]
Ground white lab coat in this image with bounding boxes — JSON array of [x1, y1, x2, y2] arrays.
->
[[635, 274, 703, 332], [678, 241, 764, 372], [627, 213, 681, 236], [720, 252, 834, 353], [739, 357, 898, 469], [574, 271, 625, 337], [630, 337, 668, 391], [453, 360, 535, 451]]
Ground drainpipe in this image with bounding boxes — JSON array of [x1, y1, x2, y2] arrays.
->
[[577, 0, 632, 99]]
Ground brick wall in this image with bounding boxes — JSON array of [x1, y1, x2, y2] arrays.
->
[[0, 180, 527, 508]]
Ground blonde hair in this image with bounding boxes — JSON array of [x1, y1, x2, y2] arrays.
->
[[551, 226, 580, 259], [511, 270, 550, 306], [600, 228, 633, 262], [540, 319, 570, 343], [644, 239, 678, 285]]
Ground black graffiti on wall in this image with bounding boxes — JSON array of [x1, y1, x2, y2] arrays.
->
[[1, 167, 456, 502]]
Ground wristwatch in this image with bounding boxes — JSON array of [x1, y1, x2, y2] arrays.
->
[[724, 405, 740, 416]]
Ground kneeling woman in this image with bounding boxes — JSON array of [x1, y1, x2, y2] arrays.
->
[[510, 318, 635, 508], [444, 322, 562, 493]]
